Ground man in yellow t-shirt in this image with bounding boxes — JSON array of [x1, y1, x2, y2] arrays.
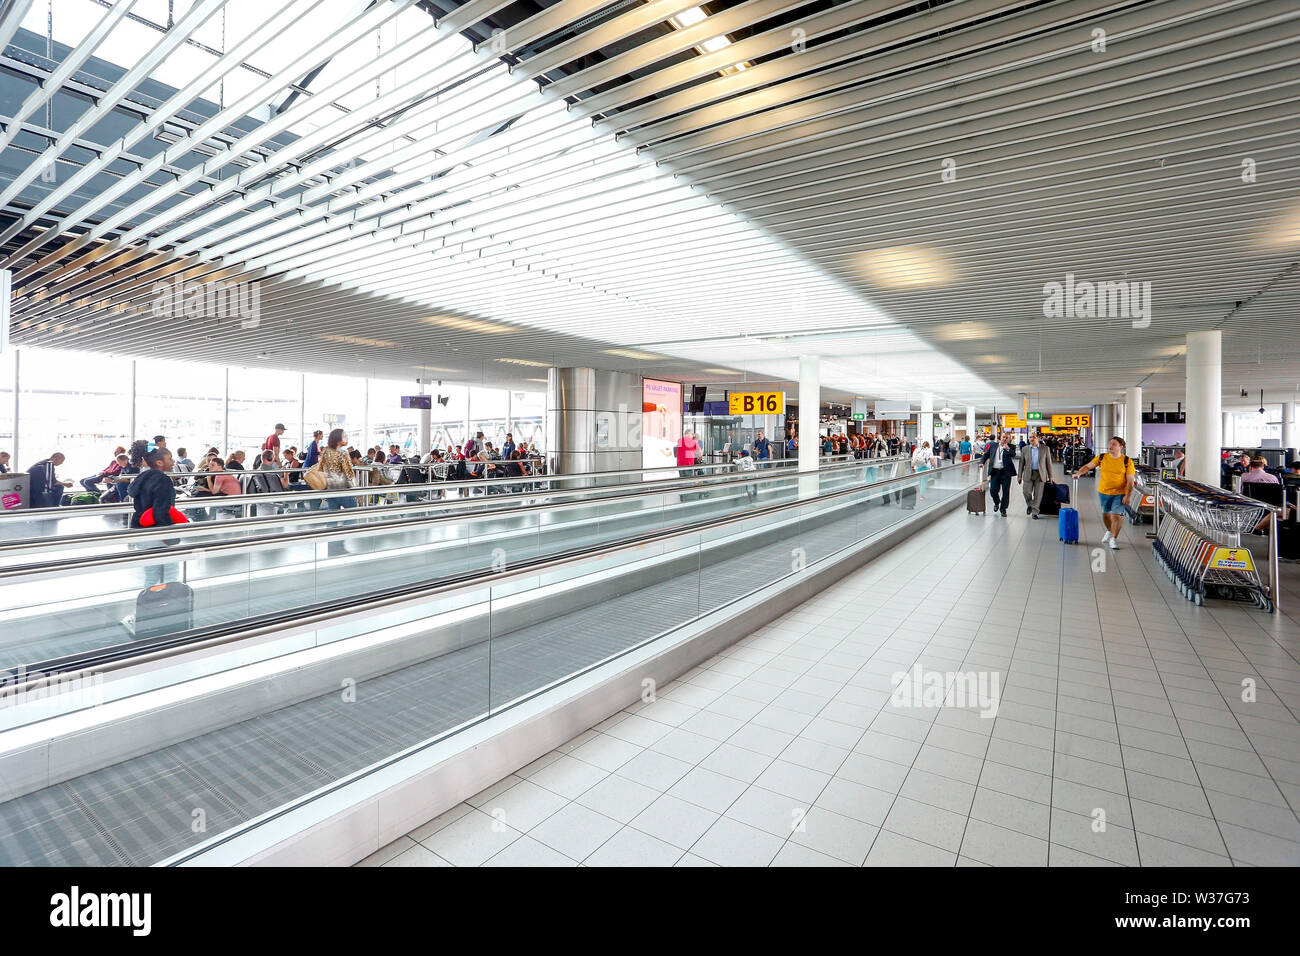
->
[[1072, 436, 1136, 550]]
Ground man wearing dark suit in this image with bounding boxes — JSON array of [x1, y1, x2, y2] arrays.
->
[[980, 434, 1018, 517], [1018, 432, 1055, 519]]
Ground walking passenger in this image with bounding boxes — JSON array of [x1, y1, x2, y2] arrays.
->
[[1073, 436, 1135, 550], [980, 433, 1018, 518], [911, 440, 937, 500], [1018, 431, 1054, 519], [304, 430, 324, 468]]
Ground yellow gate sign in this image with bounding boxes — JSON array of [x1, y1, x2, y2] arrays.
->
[[1208, 547, 1255, 572], [1051, 413, 1091, 428], [1000, 415, 1027, 429], [728, 392, 784, 414]]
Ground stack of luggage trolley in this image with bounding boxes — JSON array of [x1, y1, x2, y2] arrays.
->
[[1152, 477, 1276, 612]]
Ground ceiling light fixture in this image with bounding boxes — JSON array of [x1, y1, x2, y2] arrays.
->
[[1259, 203, 1300, 247], [603, 348, 662, 360], [667, 7, 751, 75], [496, 357, 550, 367], [317, 333, 398, 348], [858, 246, 956, 289], [424, 315, 513, 334], [934, 321, 994, 341]]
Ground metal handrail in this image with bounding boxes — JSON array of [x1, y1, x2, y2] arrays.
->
[[0, 453, 863, 522], [0, 454, 886, 553], [4, 459, 972, 692], [0, 456, 905, 576]]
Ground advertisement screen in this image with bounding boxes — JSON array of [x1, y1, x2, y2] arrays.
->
[[642, 378, 683, 475]]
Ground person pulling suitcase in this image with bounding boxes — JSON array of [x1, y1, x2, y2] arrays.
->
[[1017, 432, 1054, 520], [979, 434, 1018, 517]]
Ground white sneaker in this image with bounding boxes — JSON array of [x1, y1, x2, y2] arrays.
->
[[1108, 538, 1119, 550], [1101, 531, 1112, 544]]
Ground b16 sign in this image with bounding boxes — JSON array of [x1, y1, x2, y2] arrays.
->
[[1052, 413, 1091, 428], [728, 392, 784, 414]]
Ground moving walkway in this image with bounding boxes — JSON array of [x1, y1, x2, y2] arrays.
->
[[0, 458, 894, 676], [0, 460, 976, 866]]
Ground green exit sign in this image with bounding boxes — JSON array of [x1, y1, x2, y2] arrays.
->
[[1026, 412, 1043, 420], [852, 413, 865, 421]]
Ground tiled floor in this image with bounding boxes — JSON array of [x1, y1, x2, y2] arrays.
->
[[362, 485, 1300, 867]]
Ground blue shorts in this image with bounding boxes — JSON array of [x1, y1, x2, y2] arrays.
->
[[1099, 493, 1125, 514]]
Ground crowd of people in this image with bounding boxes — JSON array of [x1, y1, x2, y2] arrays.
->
[[1, 425, 548, 511]]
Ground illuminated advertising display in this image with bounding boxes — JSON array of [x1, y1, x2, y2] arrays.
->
[[642, 378, 683, 475]]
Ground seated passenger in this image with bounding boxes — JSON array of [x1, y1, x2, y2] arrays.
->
[[194, 457, 241, 498]]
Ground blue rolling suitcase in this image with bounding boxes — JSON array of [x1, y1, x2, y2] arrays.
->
[[1059, 477, 1079, 544]]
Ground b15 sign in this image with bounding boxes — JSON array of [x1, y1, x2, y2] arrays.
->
[[1052, 414, 1091, 428]]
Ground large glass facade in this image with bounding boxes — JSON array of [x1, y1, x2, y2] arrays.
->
[[367, 378, 424, 457], [3, 347, 544, 478], [0, 350, 14, 460], [430, 384, 470, 451], [1229, 409, 1282, 449], [228, 367, 302, 458], [134, 357, 226, 461], [304, 372, 367, 450], [469, 386, 510, 450], [509, 389, 546, 451], [16, 348, 133, 483]]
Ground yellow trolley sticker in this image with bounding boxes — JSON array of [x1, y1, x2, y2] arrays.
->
[[1208, 548, 1255, 572]]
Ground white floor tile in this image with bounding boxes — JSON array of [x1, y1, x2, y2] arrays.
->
[[585, 826, 684, 867], [420, 808, 521, 867], [529, 803, 623, 862], [631, 794, 720, 849], [690, 817, 785, 867]]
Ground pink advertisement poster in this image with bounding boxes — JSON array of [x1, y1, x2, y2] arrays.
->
[[642, 378, 682, 474]]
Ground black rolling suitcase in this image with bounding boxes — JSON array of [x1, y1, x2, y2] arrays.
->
[[966, 486, 986, 514], [1039, 481, 1060, 517], [135, 582, 194, 638], [900, 484, 918, 509], [1278, 523, 1300, 561]]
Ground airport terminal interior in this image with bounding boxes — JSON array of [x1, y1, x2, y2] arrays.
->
[[0, 0, 1297, 871]]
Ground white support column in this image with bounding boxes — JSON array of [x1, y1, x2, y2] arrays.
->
[[965, 406, 975, 442], [1186, 330, 1222, 486], [128, 359, 137, 443], [919, 392, 934, 448], [1125, 386, 1143, 458], [418, 379, 431, 455], [11, 348, 19, 467], [1222, 411, 1232, 448], [1283, 401, 1297, 455], [798, 355, 819, 498]]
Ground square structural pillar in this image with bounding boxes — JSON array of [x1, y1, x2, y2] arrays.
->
[[1185, 330, 1222, 486], [798, 355, 820, 498]]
